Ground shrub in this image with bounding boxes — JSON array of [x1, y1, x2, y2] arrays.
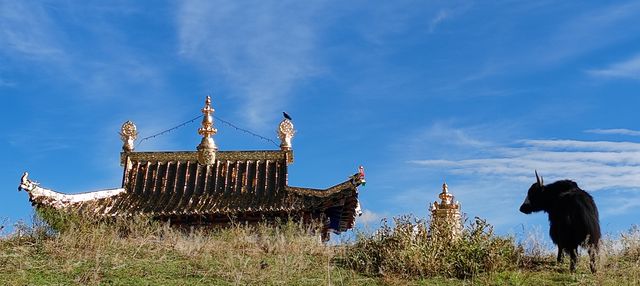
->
[[344, 215, 521, 279]]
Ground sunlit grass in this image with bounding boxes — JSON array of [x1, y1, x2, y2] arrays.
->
[[1, 212, 639, 285]]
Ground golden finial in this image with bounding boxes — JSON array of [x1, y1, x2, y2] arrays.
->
[[198, 96, 217, 138], [439, 182, 454, 205], [120, 121, 138, 152], [278, 112, 295, 151], [278, 112, 295, 164], [197, 96, 218, 165]]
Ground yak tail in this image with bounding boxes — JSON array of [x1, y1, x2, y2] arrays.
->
[[588, 242, 598, 273], [584, 234, 599, 273]]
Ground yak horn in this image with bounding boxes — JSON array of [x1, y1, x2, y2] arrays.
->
[[535, 170, 543, 187]]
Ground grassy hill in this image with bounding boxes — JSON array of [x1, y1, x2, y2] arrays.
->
[[1, 214, 639, 285]]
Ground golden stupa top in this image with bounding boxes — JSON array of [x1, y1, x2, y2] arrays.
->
[[432, 182, 460, 211]]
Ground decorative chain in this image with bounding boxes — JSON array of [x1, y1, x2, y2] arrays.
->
[[135, 115, 278, 148], [214, 116, 279, 147]]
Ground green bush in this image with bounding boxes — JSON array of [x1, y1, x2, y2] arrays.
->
[[344, 215, 521, 279]]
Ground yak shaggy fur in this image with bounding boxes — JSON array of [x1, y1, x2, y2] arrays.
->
[[520, 176, 601, 273]]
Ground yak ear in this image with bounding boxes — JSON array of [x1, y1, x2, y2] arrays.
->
[[535, 170, 544, 187]]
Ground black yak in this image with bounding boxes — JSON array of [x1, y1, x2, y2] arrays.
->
[[519, 171, 600, 273]]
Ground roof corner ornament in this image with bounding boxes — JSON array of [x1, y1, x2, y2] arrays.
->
[[197, 96, 218, 165], [278, 112, 295, 151], [18, 172, 38, 192], [357, 165, 366, 186], [120, 121, 138, 152]]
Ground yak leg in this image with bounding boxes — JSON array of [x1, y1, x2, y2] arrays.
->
[[556, 247, 564, 264], [569, 248, 578, 272], [588, 245, 598, 273]]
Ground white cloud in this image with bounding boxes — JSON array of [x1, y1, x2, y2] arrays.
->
[[521, 139, 640, 152], [587, 54, 640, 80], [586, 128, 640, 136], [177, 0, 325, 131], [357, 209, 383, 225], [410, 139, 640, 191]]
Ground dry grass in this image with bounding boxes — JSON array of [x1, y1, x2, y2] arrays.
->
[[2, 211, 640, 285], [0, 212, 376, 285]]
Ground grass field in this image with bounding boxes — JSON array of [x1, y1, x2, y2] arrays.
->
[[1, 214, 639, 285]]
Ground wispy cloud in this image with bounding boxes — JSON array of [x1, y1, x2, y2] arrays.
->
[[0, 1, 65, 60], [585, 128, 640, 136], [600, 190, 640, 216], [410, 139, 640, 191], [521, 139, 640, 152], [0, 2, 166, 103], [465, 2, 640, 78], [177, 0, 325, 130], [428, 10, 449, 33], [535, 2, 640, 67], [586, 54, 640, 80]]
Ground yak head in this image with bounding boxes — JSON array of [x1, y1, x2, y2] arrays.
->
[[520, 170, 545, 214]]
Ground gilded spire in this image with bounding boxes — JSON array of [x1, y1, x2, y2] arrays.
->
[[120, 121, 138, 152], [197, 96, 218, 165], [198, 96, 217, 139], [430, 181, 462, 238], [439, 182, 454, 205]]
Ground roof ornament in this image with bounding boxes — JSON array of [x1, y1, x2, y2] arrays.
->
[[120, 121, 138, 152], [197, 96, 218, 165], [278, 112, 295, 164], [278, 112, 295, 151], [19, 172, 31, 191], [357, 165, 366, 186]]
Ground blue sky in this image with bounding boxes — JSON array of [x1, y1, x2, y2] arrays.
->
[[2, 1, 640, 240]]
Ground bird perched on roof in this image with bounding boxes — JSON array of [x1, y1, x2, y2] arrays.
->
[[282, 111, 292, 120]]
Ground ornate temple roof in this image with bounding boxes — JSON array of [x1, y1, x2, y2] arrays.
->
[[19, 96, 365, 233]]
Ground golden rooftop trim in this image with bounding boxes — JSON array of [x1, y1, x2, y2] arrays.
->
[[121, 150, 288, 165]]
